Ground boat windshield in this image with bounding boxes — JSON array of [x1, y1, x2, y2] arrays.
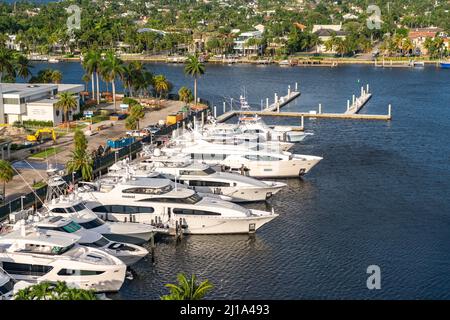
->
[[87, 237, 110, 248], [0, 279, 14, 294], [78, 218, 105, 230], [60, 221, 82, 233]]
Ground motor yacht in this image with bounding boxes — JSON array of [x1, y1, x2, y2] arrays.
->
[[0, 226, 126, 292], [135, 158, 286, 202], [77, 176, 278, 235], [32, 215, 148, 266], [161, 139, 322, 178], [45, 195, 155, 245]]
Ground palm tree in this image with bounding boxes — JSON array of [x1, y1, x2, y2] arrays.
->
[[55, 92, 77, 131], [178, 86, 193, 104], [0, 160, 14, 204], [0, 48, 15, 82], [184, 54, 205, 105], [101, 51, 124, 111], [152, 74, 171, 98], [161, 273, 214, 300], [14, 54, 33, 81], [51, 70, 62, 84], [82, 73, 91, 95], [14, 281, 97, 300], [66, 148, 93, 181], [82, 49, 102, 103]]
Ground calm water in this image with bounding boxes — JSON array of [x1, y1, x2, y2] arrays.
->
[[31, 62, 450, 299]]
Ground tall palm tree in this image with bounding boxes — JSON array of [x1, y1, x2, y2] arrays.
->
[[82, 49, 102, 103], [82, 73, 91, 95], [0, 160, 14, 204], [55, 92, 77, 131], [0, 48, 15, 82], [101, 51, 124, 111], [14, 54, 33, 81], [152, 74, 170, 98], [184, 54, 205, 105], [161, 273, 214, 300]]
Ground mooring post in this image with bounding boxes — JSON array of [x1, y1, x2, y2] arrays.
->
[[214, 106, 217, 118], [274, 93, 278, 104], [150, 233, 155, 262], [361, 87, 364, 97], [352, 94, 355, 105], [266, 98, 269, 109], [288, 85, 291, 97], [223, 101, 226, 114], [301, 115, 304, 129], [367, 84, 369, 94], [201, 111, 205, 126], [347, 100, 350, 111], [277, 103, 280, 113], [295, 82, 298, 91], [261, 99, 263, 111], [319, 103, 322, 114], [388, 104, 392, 118]]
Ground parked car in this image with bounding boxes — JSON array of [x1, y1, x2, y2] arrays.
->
[[143, 125, 160, 134], [126, 130, 149, 137]]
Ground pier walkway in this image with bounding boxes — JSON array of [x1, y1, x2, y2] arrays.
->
[[345, 84, 372, 115]]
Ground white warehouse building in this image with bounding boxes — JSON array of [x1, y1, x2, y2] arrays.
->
[[0, 83, 84, 125]]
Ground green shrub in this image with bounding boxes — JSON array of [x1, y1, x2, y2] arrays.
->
[[13, 120, 54, 128]]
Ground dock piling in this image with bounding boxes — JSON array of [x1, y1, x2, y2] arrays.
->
[[367, 84, 369, 94], [301, 115, 304, 129], [295, 82, 298, 91], [266, 98, 269, 109], [388, 104, 392, 118], [223, 101, 226, 114], [319, 103, 322, 114], [214, 106, 217, 118], [288, 85, 291, 97]]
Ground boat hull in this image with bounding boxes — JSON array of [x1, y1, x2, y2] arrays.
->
[[103, 231, 152, 245], [191, 183, 285, 202], [441, 62, 450, 69]]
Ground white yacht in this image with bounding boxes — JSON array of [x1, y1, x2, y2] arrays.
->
[[33, 216, 148, 266], [45, 195, 155, 245], [136, 158, 286, 202], [161, 140, 322, 178], [77, 177, 279, 235], [206, 114, 312, 143], [0, 227, 126, 292]]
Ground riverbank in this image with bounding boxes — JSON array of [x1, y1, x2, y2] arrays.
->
[[37, 54, 446, 67]]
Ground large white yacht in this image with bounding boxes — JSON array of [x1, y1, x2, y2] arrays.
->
[[0, 226, 126, 292], [108, 158, 286, 202], [161, 140, 322, 178], [139, 159, 286, 202], [207, 114, 312, 143], [32, 216, 148, 266], [77, 176, 278, 234], [45, 196, 155, 245]]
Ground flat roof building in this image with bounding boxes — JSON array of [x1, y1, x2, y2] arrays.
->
[[0, 83, 84, 125]]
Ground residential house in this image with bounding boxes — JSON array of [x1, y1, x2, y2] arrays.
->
[[312, 24, 347, 54], [233, 30, 263, 56], [408, 27, 447, 54]]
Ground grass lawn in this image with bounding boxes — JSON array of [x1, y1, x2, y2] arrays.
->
[[29, 146, 64, 159]]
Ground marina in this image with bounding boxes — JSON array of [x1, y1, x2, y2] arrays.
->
[[0, 62, 449, 300]]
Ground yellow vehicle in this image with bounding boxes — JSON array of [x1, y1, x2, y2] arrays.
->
[[27, 128, 57, 143]]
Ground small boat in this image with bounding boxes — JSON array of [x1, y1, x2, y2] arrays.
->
[[410, 61, 425, 68], [48, 58, 59, 63], [278, 60, 290, 66], [440, 61, 450, 69]]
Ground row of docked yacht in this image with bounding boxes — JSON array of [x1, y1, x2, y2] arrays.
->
[[0, 107, 323, 296]]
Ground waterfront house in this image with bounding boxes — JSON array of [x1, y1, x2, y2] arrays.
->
[[0, 83, 84, 125], [408, 27, 446, 55], [233, 30, 263, 56], [312, 24, 347, 54]]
